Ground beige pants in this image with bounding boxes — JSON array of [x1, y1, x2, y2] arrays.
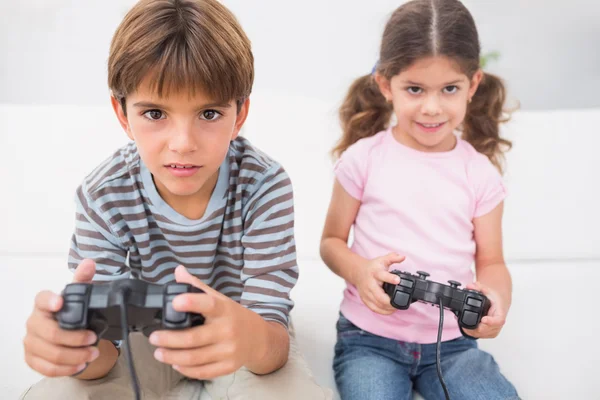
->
[[20, 329, 333, 400]]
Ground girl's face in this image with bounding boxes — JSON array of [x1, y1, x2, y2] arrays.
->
[[377, 56, 482, 152]]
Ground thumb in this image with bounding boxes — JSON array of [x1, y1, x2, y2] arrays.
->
[[72, 259, 96, 283], [174, 265, 216, 295], [380, 253, 406, 268]]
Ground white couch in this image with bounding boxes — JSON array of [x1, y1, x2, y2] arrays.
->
[[1, 97, 599, 399]]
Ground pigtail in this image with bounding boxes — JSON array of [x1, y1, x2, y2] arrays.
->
[[462, 72, 513, 174], [332, 74, 393, 159]]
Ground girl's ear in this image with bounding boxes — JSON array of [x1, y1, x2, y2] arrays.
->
[[375, 73, 393, 102], [468, 69, 484, 101]]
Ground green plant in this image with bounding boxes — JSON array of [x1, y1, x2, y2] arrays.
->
[[480, 51, 500, 69]]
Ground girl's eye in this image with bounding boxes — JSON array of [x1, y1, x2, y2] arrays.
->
[[143, 110, 164, 120], [201, 110, 222, 121], [443, 85, 458, 94], [407, 86, 422, 95]]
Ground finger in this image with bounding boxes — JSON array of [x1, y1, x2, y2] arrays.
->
[[466, 281, 483, 292], [174, 361, 237, 381], [372, 286, 395, 308], [155, 343, 226, 367], [480, 315, 505, 327], [34, 291, 63, 314], [174, 265, 216, 295], [25, 354, 87, 378], [171, 291, 221, 319], [24, 334, 99, 366], [367, 302, 396, 315], [150, 325, 216, 349], [380, 253, 406, 268], [374, 269, 400, 285], [29, 312, 97, 347], [72, 259, 96, 284], [365, 294, 396, 315]]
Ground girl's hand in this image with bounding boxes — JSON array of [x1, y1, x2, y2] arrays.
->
[[353, 253, 405, 315], [462, 281, 508, 339]]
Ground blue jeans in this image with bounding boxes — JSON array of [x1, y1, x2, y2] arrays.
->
[[333, 313, 519, 400]]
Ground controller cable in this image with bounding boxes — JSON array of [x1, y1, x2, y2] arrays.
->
[[436, 297, 451, 400], [118, 288, 142, 400]]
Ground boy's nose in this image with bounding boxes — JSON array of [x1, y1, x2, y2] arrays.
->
[[168, 125, 197, 154]]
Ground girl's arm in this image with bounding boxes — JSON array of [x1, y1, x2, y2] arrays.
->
[[464, 201, 512, 338], [320, 180, 404, 315], [319, 179, 365, 285]]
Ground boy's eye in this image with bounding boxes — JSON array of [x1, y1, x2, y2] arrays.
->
[[443, 85, 458, 94], [143, 110, 164, 120], [407, 87, 422, 95], [201, 110, 221, 121]]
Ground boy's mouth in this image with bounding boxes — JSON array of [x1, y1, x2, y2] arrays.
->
[[165, 163, 200, 169], [164, 163, 202, 177]]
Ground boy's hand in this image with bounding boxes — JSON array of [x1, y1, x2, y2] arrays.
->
[[150, 265, 265, 380], [353, 253, 405, 315], [462, 281, 508, 339], [23, 259, 100, 377]]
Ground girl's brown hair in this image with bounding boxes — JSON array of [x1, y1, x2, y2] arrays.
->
[[108, 0, 254, 114], [334, 0, 513, 173]]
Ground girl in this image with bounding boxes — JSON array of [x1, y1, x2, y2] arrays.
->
[[320, 0, 520, 399]]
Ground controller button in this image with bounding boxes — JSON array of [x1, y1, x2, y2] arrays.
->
[[416, 271, 430, 279], [64, 284, 88, 295], [165, 302, 187, 324], [461, 310, 479, 327], [399, 279, 414, 289], [393, 291, 410, 307], [166, 284, 189, 295], [60, 302, 85, 324], [448, 280, 461, 288], [466, 297, 482, 308]]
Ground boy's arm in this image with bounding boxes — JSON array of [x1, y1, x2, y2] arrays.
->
[[238, 164, 298, 371], [69, 186, 130, 378]]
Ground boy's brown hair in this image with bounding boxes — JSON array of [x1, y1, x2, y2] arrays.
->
[[108, 0, 254, 113]]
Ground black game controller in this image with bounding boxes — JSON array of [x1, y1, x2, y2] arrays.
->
[[55, 279, 206, 341], [383, 270, 491, 330], [54, 279, 205, 400]]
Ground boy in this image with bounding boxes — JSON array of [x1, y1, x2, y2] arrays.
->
[[21, 0, 331, 399]]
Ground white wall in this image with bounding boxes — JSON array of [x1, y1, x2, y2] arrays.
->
[[1, 0, 599, 109]]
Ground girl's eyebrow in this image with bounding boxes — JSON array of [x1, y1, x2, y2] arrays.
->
[[402, 79, 464, 87]]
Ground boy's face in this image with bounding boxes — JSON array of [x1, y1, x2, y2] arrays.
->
[[111, 78, 248, 213]]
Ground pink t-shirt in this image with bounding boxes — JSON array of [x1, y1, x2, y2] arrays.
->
[[334, 127, 507, 344]]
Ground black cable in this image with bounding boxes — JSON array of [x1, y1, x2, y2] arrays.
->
[[118, 289, 141, 400], [437, 297, 450, 400]]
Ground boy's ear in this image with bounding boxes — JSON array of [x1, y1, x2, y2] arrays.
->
[[231, 97, 250, 141], [374, 73, 393, 103], [110, 95, 134, 140]]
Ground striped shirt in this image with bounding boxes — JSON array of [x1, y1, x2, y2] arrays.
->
[[68, 137, 298, 327]]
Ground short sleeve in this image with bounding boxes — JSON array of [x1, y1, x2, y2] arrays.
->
[[469, 154, 508, 218], [240, 164, 298, 328], [333, 141, 369, 200]]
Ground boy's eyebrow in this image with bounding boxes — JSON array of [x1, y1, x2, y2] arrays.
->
[[402, 79, 464, 86], [132, 101, 232, 109]]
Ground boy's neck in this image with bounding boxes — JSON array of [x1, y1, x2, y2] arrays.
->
[[154, 169, 220, 221]]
